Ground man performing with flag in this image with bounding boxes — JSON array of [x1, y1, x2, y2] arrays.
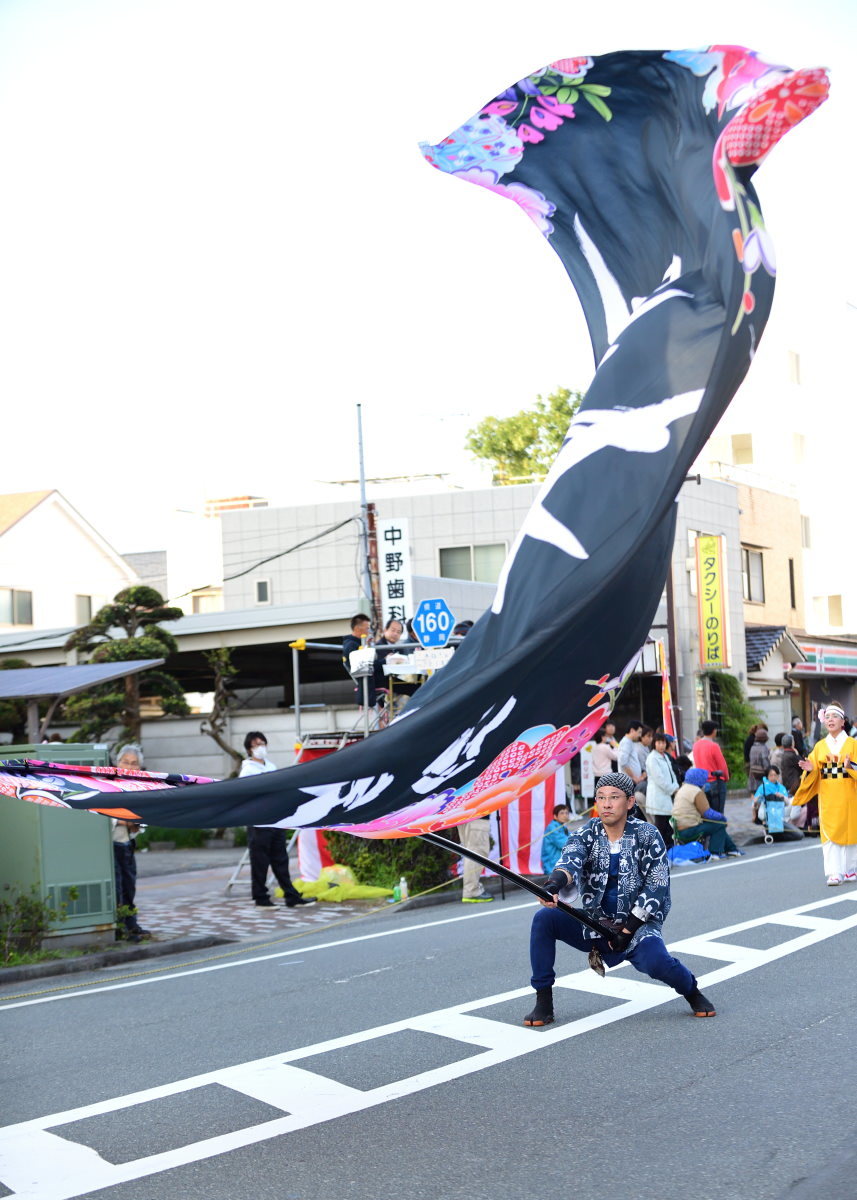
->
[[523, 773, 715, 1026]]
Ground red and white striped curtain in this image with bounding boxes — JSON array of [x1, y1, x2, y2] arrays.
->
[[493, 768, 565, 875], [297, 830, 335, 881]]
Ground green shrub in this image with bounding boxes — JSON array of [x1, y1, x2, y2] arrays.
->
[[0, 884, 76, 964], [322, 831, 458, 893], [136, 826, 208, 849], [703, 671, 763, 788]]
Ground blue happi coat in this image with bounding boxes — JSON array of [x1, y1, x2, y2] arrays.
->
[[555, 816, 671, 945]]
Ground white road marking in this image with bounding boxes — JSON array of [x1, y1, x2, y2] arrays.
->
[[2, 891, 856, 1200], [0, 902, 533, 1011], [333, 966, 393, 984], [0, 843, 819, 1012]]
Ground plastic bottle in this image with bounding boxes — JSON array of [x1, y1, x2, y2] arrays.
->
[[398, 875, 409, 902], [392, 883, 401, 902]]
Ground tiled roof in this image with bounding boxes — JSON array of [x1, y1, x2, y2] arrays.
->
[[745, 625, 802, 671]]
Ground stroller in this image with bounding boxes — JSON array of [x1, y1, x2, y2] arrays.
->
[[757, 786, 786, 845]]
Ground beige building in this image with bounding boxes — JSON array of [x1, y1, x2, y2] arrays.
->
[[735, 482, 805, 630]]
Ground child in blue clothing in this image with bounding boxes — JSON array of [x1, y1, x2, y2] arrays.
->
[[541, 803, 572, 873], [754, 766, 789, 834]]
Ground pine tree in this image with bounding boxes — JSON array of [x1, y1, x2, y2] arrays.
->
[[63, 586, 189, 743]]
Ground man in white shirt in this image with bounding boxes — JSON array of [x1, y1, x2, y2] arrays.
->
[[240, 732, 315, 908]]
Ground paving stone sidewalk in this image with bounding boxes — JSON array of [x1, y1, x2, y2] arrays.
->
[[135, 853, 378, 943]]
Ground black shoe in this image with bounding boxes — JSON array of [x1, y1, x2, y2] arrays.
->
[[523, 987, 555, 1027], [254, 899, 276, 907], [686, 987, 716, 1017], [286, 896, 316, 907]]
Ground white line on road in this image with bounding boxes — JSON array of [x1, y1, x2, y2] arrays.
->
[[0, 843, 819, 1012], [2, 890, 856, 1200]]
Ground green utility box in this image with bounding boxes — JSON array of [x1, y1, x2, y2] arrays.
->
[[0, 744, 117, 949]]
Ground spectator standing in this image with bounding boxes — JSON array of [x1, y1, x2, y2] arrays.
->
[[744, 723, 767, 775], [628, 724, 652, 811], [791, 718, 807, 757], [748, 729, 772, 794], [591, 729, 619, 791], [458, 814, 493, 903], [692, 720, 730, 811], [342, 612, 385, 715], [240, 732, 314, 909], [769, 733, 785, 774], [617, 722, 647, 795], [645, 731, 679, 848], [602, 720, 619, 749], [780, 734, 802, 796], [112, 743, 150, 942]]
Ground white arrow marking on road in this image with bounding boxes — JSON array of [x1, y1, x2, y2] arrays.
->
[[1, 888, 857, 1200]]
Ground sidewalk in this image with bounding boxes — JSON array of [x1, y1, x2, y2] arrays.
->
[[133, 848, 368, 942]]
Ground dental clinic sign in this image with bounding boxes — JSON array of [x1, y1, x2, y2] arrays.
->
[[695, 534, 730, 669], [377, 517, 413, 628]]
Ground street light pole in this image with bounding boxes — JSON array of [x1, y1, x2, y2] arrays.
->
[[356, 404, 373, 615]]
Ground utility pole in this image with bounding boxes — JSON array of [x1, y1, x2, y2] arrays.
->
[[665, 559, 683, 750], [356, 404, 373, 613], [356, 404, 382, 631]]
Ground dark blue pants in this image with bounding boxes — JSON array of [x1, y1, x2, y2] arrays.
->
[[530, 906, 695, 996], [113, 841, 140, 932], [705, 778, 728, 810]]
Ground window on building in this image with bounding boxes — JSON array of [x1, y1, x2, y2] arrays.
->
[[829, 595, 844, 627], [792, 433, 805, 464], [255, 579, 271, 605], [788, 558, 796, 610], [787, 350, 801, 385], [0, 588, 33, 625], [75, 595, 92, 625], [741, 547, 765, 603], [192, 591, 222, 615], [800, 515, 811, 548], [438, 543, 506, 584], [438, 546, 472, 581], [731, 433, 754, 465]]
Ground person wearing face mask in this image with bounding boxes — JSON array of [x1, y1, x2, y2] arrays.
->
[[791, 704, 857, 886], [240, 732, 314, 908]]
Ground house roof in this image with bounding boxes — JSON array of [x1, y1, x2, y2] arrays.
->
[[0, 660, 165, 700], [0, 490, 53, 537], [745, 625, 806, 672]]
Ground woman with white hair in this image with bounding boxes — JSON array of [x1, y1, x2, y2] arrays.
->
[[112, 743, 149, 941], [792, 705, 857, 886]]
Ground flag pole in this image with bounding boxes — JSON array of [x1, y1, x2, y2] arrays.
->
[[419, 830, 614, 938]]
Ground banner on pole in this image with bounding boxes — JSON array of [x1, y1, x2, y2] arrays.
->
[[695, 535, 730, 669], [657, 638, 676, 737]]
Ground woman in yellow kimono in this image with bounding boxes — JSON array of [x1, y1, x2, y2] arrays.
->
[[792, 704, 857, 885]]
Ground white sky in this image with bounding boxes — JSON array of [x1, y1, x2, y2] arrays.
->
[[0, 0, 853, 552]]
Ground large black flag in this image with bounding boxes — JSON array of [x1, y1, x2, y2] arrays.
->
[[2, 48, 828, 835]]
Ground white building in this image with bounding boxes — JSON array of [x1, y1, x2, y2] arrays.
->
[[698, 323, 854, 636], [0, 491, 138, 635]]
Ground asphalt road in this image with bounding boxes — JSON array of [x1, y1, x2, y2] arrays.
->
[[2, 840, 856, 1200]]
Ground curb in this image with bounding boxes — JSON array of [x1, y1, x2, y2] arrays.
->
[[0, 935, 234, 986]]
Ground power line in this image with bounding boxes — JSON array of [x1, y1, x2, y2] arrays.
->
[[0, 515, 363, 653]]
